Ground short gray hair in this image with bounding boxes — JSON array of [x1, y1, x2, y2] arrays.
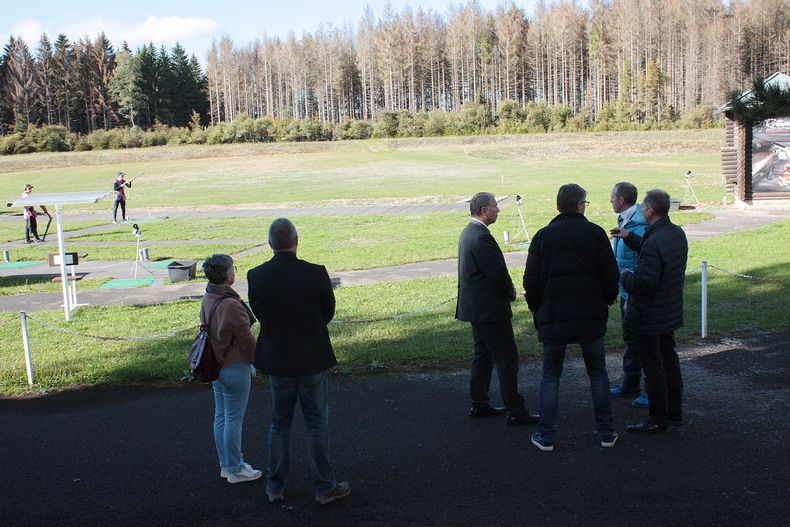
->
[[268, 218, 298, 250], [202, 254, 234, 284], [470, 192, 495, 216], [643, 189, 671, 216]]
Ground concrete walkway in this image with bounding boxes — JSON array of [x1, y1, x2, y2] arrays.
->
[[1, 207, 788, 313]]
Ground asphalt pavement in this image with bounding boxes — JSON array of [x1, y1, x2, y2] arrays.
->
[[1, 331, 788, 526]]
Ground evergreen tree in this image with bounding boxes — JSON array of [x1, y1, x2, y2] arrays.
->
[[36, 34, 55, 125], [110, 50, 144, 127], [52, 34, 77, 130], [0, 37, 16, 134], [155, 45, 175, 124]]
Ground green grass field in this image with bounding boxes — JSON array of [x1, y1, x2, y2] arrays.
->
[[2, 218, 789, 395], [0, 128, 786, 396], [0, 130, 725, 214]]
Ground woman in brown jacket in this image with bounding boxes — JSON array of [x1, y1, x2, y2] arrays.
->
[[202, 254, 261, 484]]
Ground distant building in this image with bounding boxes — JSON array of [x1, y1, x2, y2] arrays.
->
[[718, 72, 790, 208]]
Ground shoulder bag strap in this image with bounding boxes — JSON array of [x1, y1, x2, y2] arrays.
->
[[200, 296, 230, 330]]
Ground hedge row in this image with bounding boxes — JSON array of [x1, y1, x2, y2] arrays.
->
[[0, 102, 722, 156]]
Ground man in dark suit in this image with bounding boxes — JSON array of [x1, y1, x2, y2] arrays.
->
[[247, 218, 350, 505], [456, 192, 538, 426], [523, 184, 620, 452], [613, 189, 688, 434]]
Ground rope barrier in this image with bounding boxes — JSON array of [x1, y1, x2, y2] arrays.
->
[[331, 297, 455, 324], [24, 313, 198, 341], [16, 296, 456, 342], [706, 264, 787, 282]]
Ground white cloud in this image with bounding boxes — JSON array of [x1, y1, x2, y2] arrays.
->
[[4, 15, 218, 49], [10, 18, 47, 45], [66, 15, 218, 46]]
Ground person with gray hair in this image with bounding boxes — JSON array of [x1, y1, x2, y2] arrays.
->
[[612, 189, 688, 434], [247, 218, 350, 505], [200, 254, 261, 483], [456, 192, 539, 426]]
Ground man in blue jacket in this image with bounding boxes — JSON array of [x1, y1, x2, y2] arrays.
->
[[608, 182, 650, 408], [614, 189, 688, 434]]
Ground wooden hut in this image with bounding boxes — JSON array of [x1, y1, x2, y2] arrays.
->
[[718, 72, 790, 208]]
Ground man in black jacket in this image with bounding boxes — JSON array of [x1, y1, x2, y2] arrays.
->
[[524, 184, 620, 451], [456, 192, 538, 426], [247, 218, 350, 505], [614, 189, 688, 434]]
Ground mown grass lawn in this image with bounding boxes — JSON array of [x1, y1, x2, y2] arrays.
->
[[0, 130, 725, 213], [1, 218, 788, 396], [30, 210, 711, 272]]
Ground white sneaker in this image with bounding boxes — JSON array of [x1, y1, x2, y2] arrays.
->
[[601, 431, 619, 448], [227, 464, 262, 484], [112, 220, 117, 224], [221, 462, 255, 479]]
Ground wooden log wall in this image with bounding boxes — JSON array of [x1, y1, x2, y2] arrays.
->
[[721, 117, 738, 193]]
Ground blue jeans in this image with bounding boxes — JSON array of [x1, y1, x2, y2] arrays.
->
[[212, 362, 252, 473], [538, 338, 614, 441], [267, 370, 336, 496], [113, 198, 126, 221]]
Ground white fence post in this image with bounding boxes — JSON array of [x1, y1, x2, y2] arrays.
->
[[20, 311, 34, 385], [701, 261, 708, 338]]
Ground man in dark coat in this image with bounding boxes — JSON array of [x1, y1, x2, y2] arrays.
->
[[247, 218, 350, 505], [456, 192, 538, 426], [523, 184, 620, 451], [614, 189, 688, 434]]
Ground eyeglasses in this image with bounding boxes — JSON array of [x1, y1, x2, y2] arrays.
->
[[581, 200, 590, 205]]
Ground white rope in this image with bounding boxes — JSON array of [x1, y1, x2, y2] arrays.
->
[[25, 313, 198, 341], [707, 264, 787, 282]]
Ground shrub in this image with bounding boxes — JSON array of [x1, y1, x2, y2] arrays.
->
[[679, 105, 719, 129], [458, 102, 493, 134], [524, 101, 549, 132], [424, 112, 448, 136], [397, 110, 424, 137], [337, 119, 373, 140], [0, 133, 27, 155], [27, 125, 70, 152], [372, 111, 399, 138]]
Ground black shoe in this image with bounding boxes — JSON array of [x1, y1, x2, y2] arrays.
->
[[469, 405, 506, 419], [505, 412, 540, 426], [627, 421, 668, 434], [667, 418, 684, 428]]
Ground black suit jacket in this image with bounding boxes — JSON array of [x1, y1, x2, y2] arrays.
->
[[455, 220, 516, 323], [247, 252, 337, 376], [621, 216, 688, 335]]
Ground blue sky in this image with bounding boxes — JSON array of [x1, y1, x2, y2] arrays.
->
[[3, 1, 543, 60]]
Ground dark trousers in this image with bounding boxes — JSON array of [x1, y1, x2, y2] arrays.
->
[[470, 320, 526, 415], [25, 216, 40, 241], [113, 198, 126, 221], [620, 297, 643, 390], [636, 331, 683, 425]]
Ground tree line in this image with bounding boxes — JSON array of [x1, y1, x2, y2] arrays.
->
[[0, 33, 207, 135], [0, 0, 787, 145]]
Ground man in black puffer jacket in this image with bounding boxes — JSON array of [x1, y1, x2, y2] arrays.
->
[[524, 184, 620, 452], [614, 189, 688, 434]]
